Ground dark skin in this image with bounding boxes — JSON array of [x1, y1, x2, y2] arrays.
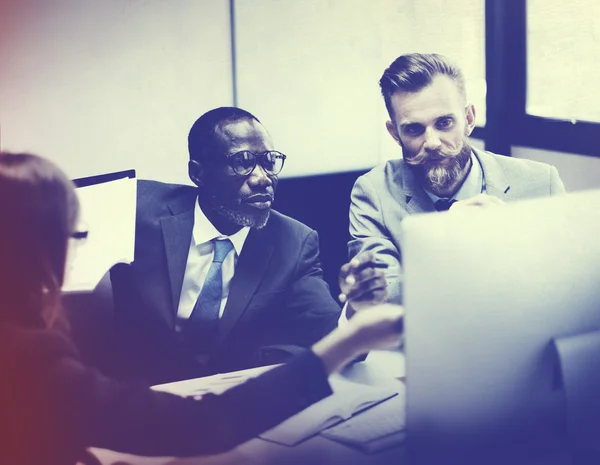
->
[[188, 117, 388, 315], [188, 118, 277, 236]]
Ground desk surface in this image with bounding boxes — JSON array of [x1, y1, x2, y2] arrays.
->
[[92, 351, 407, 465]]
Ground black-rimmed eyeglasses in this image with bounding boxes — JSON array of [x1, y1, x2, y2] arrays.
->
[[227, 151, 287, 176]]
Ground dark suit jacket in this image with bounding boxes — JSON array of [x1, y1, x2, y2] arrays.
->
[[0, 322, 331, 465], [110, 180, 341, 384]]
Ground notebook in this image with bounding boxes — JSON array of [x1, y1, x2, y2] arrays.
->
[[320, 393, 405, 453], [259, 376, 399, 446]]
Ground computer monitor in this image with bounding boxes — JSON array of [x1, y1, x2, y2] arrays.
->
[[402, 189, 600, 465]]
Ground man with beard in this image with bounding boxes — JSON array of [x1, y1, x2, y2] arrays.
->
[[110, 107, 382, 384], [344, 53, 565, 309]]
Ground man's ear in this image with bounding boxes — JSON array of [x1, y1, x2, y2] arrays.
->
[[188, 160, 204, 186], [464, 104, 476, 137], [385, 120, 401, 146]]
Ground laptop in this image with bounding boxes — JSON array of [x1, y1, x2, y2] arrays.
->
[[402, 189, 600, 465]]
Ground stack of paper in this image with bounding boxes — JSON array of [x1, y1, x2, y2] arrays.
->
[[258, 376, 399, 446], [152, 365, 404, 452], [62, 176, 136, 293], [151, 364, 280, 397], [320, 393, 406, 453]]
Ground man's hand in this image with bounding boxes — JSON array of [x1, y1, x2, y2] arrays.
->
[[450, 193, 504, 211], [338, 251, 387, 317]]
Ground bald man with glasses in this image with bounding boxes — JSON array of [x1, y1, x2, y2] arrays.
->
[[109, 107, 382, 385]]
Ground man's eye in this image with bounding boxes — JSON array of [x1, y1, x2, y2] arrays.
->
[[404, 126, 423, 136], [262, 156, 276, 170], [437, 118, 453, 129], [233, 154, 254, 170]]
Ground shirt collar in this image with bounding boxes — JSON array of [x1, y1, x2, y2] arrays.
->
[[425, 151, 483, 202], [192, 198, 250, 255]]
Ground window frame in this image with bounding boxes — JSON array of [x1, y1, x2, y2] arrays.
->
[[229, 0, 599, 159], [485, 0, 599, 157]]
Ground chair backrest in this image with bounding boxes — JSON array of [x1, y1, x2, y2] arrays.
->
[[276, 170, 366, 298], [63, 270, 115, 371]]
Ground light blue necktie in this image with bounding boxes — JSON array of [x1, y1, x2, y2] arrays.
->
[[187, 238, 234, 353]]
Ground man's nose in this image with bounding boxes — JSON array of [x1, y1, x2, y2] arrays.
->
[[247, 163, 273, 187], [423, 128, 442, 151]]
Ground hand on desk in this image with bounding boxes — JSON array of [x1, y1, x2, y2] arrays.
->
[[338, 251, 388, 318]]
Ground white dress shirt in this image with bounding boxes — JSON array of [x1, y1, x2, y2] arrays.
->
[[177, 199, 250, 322]]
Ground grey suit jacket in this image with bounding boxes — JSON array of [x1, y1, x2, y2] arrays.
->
[[348, 148, 566, 304]]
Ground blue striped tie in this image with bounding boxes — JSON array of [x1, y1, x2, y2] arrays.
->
[[187, 238, 234, 353]]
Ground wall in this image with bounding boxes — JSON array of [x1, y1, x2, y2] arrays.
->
[[0, 0, 232, 183], [513, 147, 600, 192], [3, 2, 597, 189], [235, 0, 486, 177]]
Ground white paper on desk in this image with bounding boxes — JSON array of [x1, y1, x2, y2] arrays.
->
[[62, 177, 136, 293], [320, 392, 406, 453], [259, 376, 399, 446], [151, 364, 280, 397]]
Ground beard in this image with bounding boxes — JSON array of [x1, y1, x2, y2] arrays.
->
[[208, 195, 271, 229], [403, 136, 473, 196]]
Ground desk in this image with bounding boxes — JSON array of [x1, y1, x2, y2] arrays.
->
[[91, 351, 407, 465]]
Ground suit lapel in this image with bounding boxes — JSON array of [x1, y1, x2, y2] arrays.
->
[[213, 227, 274, 350], [160, 197, 195, 315], [474, 148, 512, 200], [395, 149, 512, 213], [398, 161, 436, 214]]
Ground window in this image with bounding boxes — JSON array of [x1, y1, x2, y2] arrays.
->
[[527, 0, 600, 123]]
